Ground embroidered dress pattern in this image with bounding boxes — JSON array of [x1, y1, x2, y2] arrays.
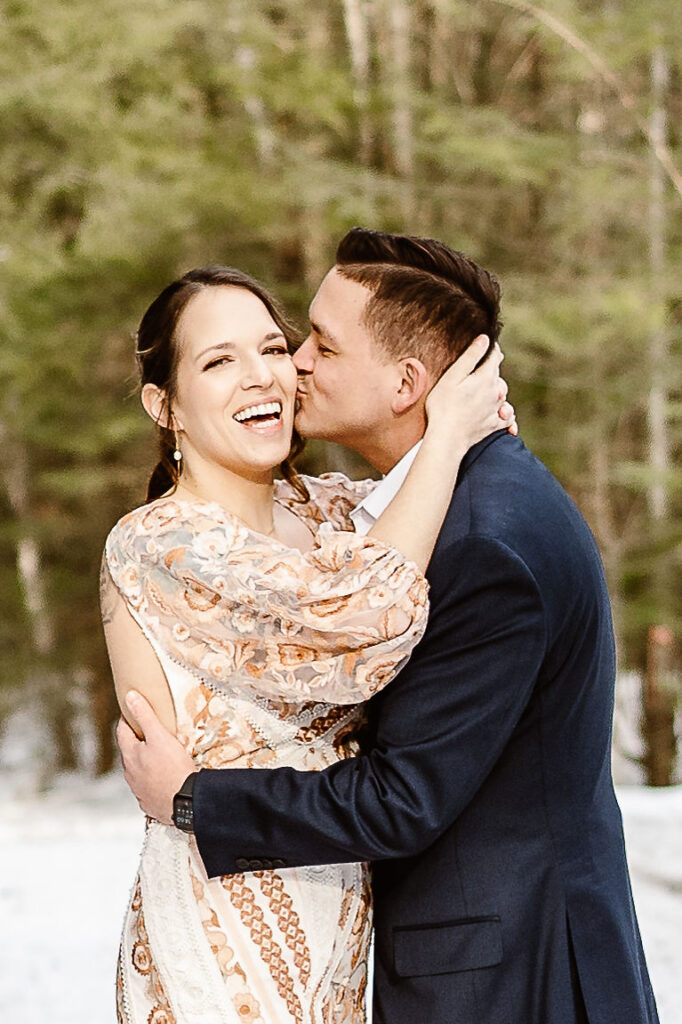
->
[[105, 474, 428, 1024]]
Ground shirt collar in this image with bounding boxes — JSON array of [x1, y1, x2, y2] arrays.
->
[[348, 430, 511, 535], [349, 441, 422, 533]]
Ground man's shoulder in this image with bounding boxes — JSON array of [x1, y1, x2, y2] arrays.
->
[[454, 434, 570, 521], [441, 433, 598, 572]]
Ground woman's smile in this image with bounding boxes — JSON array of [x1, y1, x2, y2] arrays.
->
[[232, 397, 284, 432]]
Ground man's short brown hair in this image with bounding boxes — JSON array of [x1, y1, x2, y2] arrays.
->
[[335, 227, 502, 374]]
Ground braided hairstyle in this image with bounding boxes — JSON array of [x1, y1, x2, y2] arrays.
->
[[335, 227, 502, 374], [135, 265, 308, 502]]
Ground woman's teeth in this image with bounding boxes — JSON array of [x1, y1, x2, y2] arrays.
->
[[233, 401, 282, 424]]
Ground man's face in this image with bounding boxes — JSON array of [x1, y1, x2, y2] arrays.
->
[[293, 268, 399, 457]]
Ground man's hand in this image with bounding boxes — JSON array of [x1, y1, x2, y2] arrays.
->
[[116, 690, 196, 825]]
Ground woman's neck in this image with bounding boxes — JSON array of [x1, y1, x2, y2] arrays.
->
[[173, 459, 276, 536]]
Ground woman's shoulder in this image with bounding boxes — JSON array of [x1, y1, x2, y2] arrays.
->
[[104, 496, 253, 564], [106, 497, 190, 546], [276, 472, 376, 531]]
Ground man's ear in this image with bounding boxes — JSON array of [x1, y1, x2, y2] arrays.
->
[[391, 357, 431, 415], [141, 383, 178, 429]]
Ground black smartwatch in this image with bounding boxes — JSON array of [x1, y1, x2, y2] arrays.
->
[[172, 772, 197, 832]]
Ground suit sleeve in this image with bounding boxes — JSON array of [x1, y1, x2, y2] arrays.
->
[[193, 536, 547, 876]]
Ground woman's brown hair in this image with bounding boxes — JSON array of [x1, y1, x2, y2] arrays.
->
[[135, 265, 308, 502]]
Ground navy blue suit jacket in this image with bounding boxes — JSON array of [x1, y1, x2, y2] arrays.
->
[[194, 433, 658, 1024]]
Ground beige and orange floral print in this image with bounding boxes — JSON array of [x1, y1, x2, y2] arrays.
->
[[104, 473, 429, 1024]]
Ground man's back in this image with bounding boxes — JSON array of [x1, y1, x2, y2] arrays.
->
[[369, 431, 657, 1023]]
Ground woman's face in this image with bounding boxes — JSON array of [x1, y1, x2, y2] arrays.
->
[[168, 285, 298, 482]]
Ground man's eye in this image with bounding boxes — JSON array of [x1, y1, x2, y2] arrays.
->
[[317, 345, 333, 356]]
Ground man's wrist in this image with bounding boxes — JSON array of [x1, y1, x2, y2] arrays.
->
[[172, 771, 197, 832]]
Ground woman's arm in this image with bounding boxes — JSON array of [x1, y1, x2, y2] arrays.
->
[[104, 506, 429, 706], [369, 338, 513, 570], [100, 556, 177, 738]]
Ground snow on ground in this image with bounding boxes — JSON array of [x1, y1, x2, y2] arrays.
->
[[0, 771, 680, 1023], [618, 785, 682, 1023]]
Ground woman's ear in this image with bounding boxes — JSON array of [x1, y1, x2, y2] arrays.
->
[[141, 383, 174, 429], [391, 357, 431, 415]]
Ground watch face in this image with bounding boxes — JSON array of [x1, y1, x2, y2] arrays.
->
[[173, 796, 194, 832]]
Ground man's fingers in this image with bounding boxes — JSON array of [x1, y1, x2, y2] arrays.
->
[[116, 714, 135, 747], [116, 714, 141, 764], [125, 689, 161, 739]]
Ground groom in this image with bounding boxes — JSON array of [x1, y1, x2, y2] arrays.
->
[[119, 228, 658, 1024]]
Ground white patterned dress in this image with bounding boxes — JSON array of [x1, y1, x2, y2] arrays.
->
[[103, 473, 429, 1024]]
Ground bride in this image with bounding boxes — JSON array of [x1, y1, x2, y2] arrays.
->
[[100, 264, 513, 1024]]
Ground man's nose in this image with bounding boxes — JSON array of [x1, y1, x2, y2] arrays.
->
[[293, 336, 314, 373]]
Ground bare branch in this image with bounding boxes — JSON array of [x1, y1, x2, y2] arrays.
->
[[489, 0, 682, 201]]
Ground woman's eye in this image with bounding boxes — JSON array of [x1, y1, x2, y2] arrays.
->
[[203, 356, 232, 370], [264, 346, 289, 356]]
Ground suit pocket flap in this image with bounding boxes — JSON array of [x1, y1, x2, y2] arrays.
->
[[393, 916, 502, 978]]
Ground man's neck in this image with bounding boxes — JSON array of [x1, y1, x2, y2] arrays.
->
[[358, 420, 425, 475]]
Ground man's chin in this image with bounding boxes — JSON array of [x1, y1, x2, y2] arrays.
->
[[293, 410, 314, 439], [294, 400, 339, 442]]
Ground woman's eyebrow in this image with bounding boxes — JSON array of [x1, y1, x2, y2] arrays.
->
[[195, 341, 236, 362], [195, 333, 285, 362]]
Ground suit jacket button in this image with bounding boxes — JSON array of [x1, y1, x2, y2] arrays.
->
[[272, 858, 287, 869], [235, 857, 250, 871], [249, 859, 263, 870], [260, 858, 273, 870]]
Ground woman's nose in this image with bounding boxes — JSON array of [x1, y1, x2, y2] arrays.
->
[[242, 354, 275, 388]]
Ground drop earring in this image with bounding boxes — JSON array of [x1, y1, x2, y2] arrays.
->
[[173, 429, 182, 469]]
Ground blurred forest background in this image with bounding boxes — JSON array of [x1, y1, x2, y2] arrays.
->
[[0, 0, 680, 785]]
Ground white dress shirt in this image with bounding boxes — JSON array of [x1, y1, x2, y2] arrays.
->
[[349, 441, 423, 536]]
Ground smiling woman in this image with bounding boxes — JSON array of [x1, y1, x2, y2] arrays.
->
[[134, 265, 307, 513], [99, 262, 512, 1024]]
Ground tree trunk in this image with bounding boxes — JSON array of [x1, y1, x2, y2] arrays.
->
[[300, 202, 331, 296], [342, 0, 373, 164], [642, 42, 676, 786], [646, 43, 670, 523], [589, 383, 623, 654], [89, 657, 121, 777], [423, 0, 454, 94], [229, 2, 276, 167], [643, 626, 678, 786], [0, 420, 77, 774], [377, 0, 417, 221]]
